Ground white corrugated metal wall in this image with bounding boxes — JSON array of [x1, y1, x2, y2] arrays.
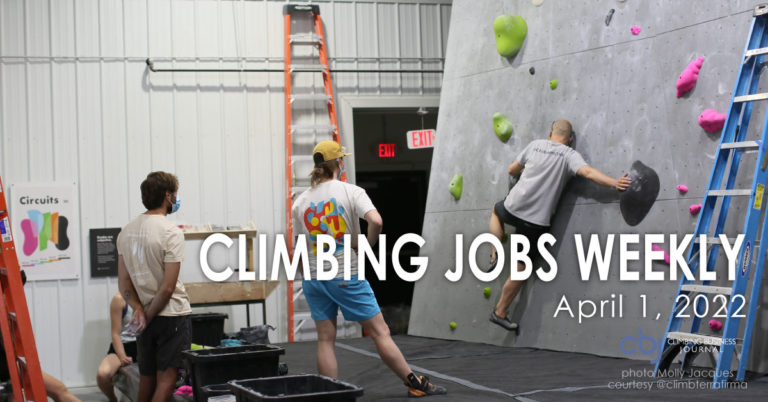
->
[[0, 0, 449, 387]]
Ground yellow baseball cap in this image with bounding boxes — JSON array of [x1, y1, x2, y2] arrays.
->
[[313, 140, 351, 162]]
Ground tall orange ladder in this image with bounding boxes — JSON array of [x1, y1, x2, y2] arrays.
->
[[0, 175, 47, 401], [284, 4, 344, 342]]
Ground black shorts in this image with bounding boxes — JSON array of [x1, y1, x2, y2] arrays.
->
[[494, 201, 550, 261], [137, 315, 191, 376], [107, 340, 139, 362]]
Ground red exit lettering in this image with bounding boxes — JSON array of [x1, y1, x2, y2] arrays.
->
[[378, 143, 395, 158]]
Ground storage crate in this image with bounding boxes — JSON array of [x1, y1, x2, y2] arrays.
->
[[190, 313, 228, 347], [228, 374, 363, 401], [183, 345, 284, 402], [198, 383, 234, 401]]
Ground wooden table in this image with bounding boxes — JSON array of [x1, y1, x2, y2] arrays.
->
[[182, 229, 278, 326]]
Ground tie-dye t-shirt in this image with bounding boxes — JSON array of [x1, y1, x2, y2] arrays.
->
[[291, 180, 376, 279]]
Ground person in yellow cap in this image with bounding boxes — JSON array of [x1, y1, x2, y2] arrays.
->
[[292, 140, 447, 398]]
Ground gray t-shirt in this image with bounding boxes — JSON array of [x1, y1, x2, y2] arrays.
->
[[292, 180, 376, 279], [504, 139, 587, 226]]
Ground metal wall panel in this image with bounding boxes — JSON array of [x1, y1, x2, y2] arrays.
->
[[0, 0, 448, 387]]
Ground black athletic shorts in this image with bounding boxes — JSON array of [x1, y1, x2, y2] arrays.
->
[[137, 315, 191, 376], [494, 200, 550, 261], [107, 340, 139, 362]]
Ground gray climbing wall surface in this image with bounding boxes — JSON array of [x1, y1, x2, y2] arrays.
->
[[409, 0, 768, 372]]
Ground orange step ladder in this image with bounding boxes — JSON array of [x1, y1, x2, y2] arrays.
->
[[0, 175, 47, 400], [283, 3, 344, 342]]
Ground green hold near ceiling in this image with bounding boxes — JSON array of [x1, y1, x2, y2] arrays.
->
[[493, 15, 528, 58], [550, 79, 558, 90], [449, 174, 463, 200], [493, 113, 513, 142]]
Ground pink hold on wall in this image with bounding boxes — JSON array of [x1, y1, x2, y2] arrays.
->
[[676, 57, 705, 97], [630, 26, 642, 35], [698, 109, 726, 133], [689, 204, 702, 215]]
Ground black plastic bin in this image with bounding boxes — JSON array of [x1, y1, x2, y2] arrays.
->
[[228, 374, 364, 401], [190, 313, 229, 347], [199, 383, 235, 401], [183, 345, 285, 402]]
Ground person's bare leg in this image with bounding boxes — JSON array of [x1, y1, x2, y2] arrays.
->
[[315, 318, 338, 378], [360, 313, 411, 381], [137, 375, 156, 402], [151, 366, 178, 402], [489, 209, 505, 262], [43, 372, 82, 402], [96, 354, 121, 401], [495, 262, 526, 318]]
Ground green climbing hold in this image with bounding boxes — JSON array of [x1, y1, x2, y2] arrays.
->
[[449, 174, 463, 200], [501, 231, 510, 243], [549, 79, 558, 90], [449, 321, 457, 330], [493, 15, 528, 58], [483, 287, 492, 299], [493, 113, 513, 142]]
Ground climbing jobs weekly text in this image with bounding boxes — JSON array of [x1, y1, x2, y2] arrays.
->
[[199, 233, 747, 282]]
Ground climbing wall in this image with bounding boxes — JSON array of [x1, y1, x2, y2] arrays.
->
[[409, 0, 768, 372]]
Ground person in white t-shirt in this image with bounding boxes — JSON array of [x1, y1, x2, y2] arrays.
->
[[292, 140, 446, 398], [488, 120, 631, 332], [117, 171, 191, 402]]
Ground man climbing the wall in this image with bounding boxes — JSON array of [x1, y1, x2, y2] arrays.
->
[[117, 171, 191, 402], [488, 120, 631, 332]]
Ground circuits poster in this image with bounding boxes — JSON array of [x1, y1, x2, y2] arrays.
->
[[10, 183, 80, 280]]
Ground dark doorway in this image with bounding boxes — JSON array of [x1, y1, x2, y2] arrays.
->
[[352, 107, 437, 333]]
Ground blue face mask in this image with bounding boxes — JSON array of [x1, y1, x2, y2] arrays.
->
[[168, 195, 181, 214]]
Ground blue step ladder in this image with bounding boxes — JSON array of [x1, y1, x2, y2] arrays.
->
[[654, 3, 768, 389]]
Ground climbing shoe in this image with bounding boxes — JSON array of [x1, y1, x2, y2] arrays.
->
[[489, 311, 519, 334], [406, 374, 447, 398]]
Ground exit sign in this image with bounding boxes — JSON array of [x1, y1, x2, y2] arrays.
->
[[407, 129, 435, 149], [378, 143, 395, 158]]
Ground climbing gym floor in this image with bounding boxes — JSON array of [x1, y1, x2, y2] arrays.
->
[[277, 335, 768, 401]]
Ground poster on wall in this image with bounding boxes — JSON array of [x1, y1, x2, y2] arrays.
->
[[89, 228, 121, 278], [10, 183, 80, 280]]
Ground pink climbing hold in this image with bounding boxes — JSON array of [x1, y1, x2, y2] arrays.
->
[[175, 385, 193, 396], [676, 184, 688, 194], [676, 57, 705, 97], [651, 244, 671, 264], [689, 204, 702, 215], [630, 26, 642, 35], [698, 109, 726, 133], [709, 319, 723, 332]]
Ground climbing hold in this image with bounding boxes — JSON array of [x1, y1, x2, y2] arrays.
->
[[549, 79, 558, 90], [449, 321, 457, 330], [651, 244, 671, 264], [529, 66, 535, 75], [483, 287, 492, 299], [676, 57, 705, 98], [532, 0, 544, 6], [677, 184, 688, 194], [493, 113, 514, 142], [605, 9, 615, 27], [620, 161, 660, 226], [709, 319, 723, 332], [501, 231, 510, 243], [689, 204, 702, 215], [449, 174, 463, 200], [493, 15, 528, 58], [630, 26, 642, 35], [698, 109, 726, 133]]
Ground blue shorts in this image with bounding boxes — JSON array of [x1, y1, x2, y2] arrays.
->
[[302, 276, 381, 322]]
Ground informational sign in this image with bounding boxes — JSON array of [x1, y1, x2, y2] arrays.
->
[[406, 129, 436, 149], [378, 143, 396, 158], [10, 183, 80, 280], [90, 228, 121, 278]]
